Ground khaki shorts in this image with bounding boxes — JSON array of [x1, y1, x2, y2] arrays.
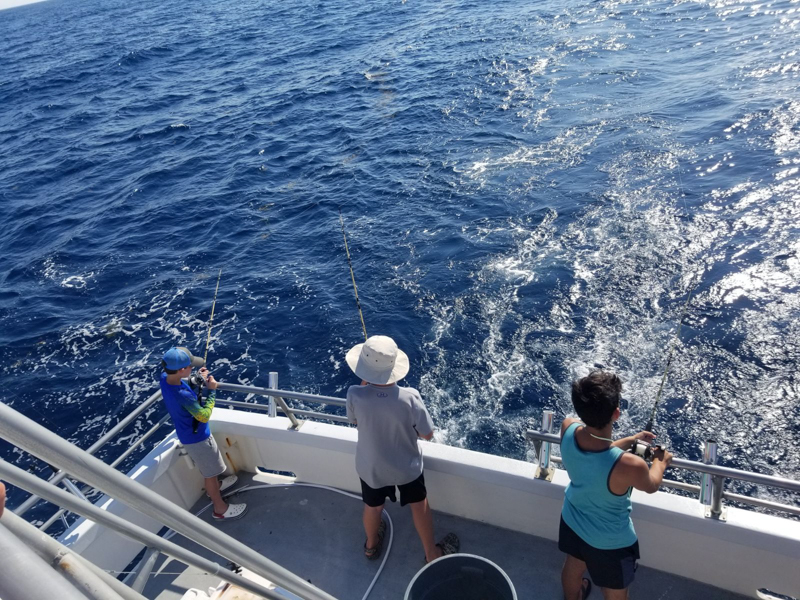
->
[[183, 435, 226, 478]]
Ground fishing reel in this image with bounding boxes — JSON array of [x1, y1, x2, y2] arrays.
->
[[188, 372, 207, 436], [188, 372, 207, 391], [630, 440, 665, 461]]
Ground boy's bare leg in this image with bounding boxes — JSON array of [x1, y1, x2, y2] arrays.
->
[[601, 588, 628, 600], [409, 498, 441, 563], [206, 476, 228, 515], [561, 555, 587, 600], [363, 504, 384, 549]]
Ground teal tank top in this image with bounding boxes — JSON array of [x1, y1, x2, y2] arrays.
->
[[560, 422, 637, 549]]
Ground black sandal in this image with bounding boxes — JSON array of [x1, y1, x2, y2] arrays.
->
[[364, 520, 386, 560], [425, 532, 460, 563], [581, 577, 592, 600]]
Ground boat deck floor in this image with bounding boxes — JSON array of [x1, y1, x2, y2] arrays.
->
[[143, 473, 748, 600]]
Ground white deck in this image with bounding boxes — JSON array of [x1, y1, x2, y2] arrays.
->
[[61, 409, 800, 599], [141, 473, 750, 600]]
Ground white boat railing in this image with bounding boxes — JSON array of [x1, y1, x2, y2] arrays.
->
[[0, 401, 337, 600], [10, 376, 800, 532], [526, 410, 800, 519], [4, 375, 799, 600], [14, 390, 166, 520]]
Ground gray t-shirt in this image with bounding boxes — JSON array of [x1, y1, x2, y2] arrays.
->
[[346, 384, 435, 489]]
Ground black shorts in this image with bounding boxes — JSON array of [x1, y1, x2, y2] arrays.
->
[[360, 472, 427, 507], [558, 517, 640, 590]]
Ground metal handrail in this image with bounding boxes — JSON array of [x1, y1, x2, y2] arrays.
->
[[34, 380, 347, 533], [0, 402, 338, 600], [548, 454, 705, 495], [0, 459, 290, 600], [214, 397, 351, 424], [0, 516, 96, 600], [526, 429, 800, 517], [2, 510, 145, 600], [526, 430, 800, 493], [215, 381, 346, 407], [14, 390, 163, 518], [39, 414, 172, 533]]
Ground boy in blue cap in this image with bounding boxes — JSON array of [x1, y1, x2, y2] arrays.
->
[[160, 347, 246, 521]]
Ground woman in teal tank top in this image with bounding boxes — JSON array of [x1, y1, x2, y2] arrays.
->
[[557, 371, 672, 600], [561, 421, 637, 549]]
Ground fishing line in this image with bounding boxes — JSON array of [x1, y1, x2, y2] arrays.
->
[[646, 283, 695, 433], [339, 209, 368, 342], [203, 269, 222, 365], [644, 153, 699, 433]]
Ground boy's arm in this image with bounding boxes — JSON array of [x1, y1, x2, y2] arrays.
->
[[345, 391, 357, 425], [416, 428, 434, 441], [411, 391, 435, 440], [616, 449, 672, 493], [180, 388, 216, 423]]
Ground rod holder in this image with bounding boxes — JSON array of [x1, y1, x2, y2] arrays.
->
[[534, 411, 555, 482], [700, 439, 727, 521], [268, 372, 278, 418]]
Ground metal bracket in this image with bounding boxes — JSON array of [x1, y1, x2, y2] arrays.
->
[[288, 419, 304, 431], [704, 505, 728, 521], [534, 465, 555, 482]]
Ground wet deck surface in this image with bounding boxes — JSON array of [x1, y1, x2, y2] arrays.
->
[[143, 473, 748, 600]]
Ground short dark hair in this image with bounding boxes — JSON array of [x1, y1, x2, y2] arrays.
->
[[162, 360, 178, 375], [571, 371, 622, 428]]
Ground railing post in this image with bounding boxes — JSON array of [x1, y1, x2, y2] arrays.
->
[[268, 372, 278, 418], [534, 411, 555, 481], [700, 440, 727, 521], [266, 372, 301, 430]]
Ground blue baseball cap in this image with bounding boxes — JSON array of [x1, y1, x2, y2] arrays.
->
[[162, 346, 205, 370]]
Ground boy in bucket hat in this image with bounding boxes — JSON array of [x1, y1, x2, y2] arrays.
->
[[345, 335, 458, 562], [160, 347, 246, 521]]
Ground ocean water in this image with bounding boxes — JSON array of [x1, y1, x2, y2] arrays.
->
[[1, 0, 799, 524]]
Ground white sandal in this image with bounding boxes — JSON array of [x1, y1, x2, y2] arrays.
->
[[212, 502, 247, 521], [206, 474, 238, 498]]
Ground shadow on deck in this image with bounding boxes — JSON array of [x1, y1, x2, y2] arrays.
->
[[143, 474, 748, 600]]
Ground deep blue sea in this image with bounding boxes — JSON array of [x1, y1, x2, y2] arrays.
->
[[1, 0, 799, 525]]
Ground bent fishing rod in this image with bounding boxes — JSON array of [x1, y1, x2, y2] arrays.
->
[[632, 162, 699, 458], [339, 209, 368, 342], [628, 280, 697, 460], [646, 282, 696, 433], [204, 268, 223, 365], [188, 269, 222, 434]]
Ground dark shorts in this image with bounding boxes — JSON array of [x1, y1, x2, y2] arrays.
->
[[360, 472, 427, 507], [558, 517, 640, 590]]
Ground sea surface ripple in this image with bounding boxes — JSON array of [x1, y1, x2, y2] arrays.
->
[[1, 0, 799, 525]]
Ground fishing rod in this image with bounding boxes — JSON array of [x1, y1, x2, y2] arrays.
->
[[646, 283, 695, 433], [339, 209, 368, 342], [203, 268, 223, 365], [188, 269, 222, 393], [187, 269, 222, 434], [629, 281, 697, 460], [631, 161, 699, 458]]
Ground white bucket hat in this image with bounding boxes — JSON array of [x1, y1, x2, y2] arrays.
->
[[345, 335, 410, 384]]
